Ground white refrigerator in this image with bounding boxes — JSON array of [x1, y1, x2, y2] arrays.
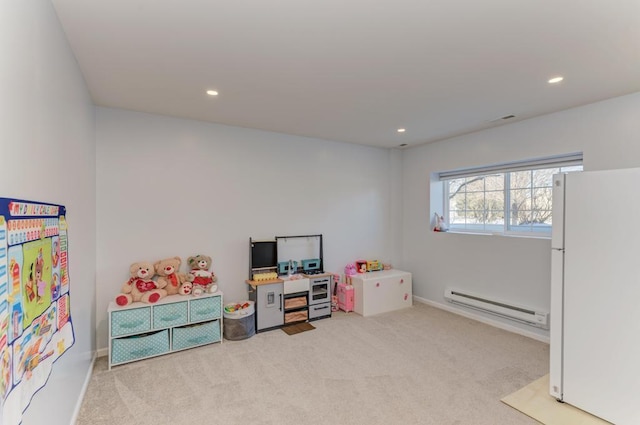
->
[[550, 169, 640, 425]]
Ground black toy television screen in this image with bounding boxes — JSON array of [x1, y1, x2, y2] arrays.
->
[[251, 241, 277, 269]]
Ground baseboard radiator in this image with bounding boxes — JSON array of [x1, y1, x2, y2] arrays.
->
[[444, 288, 549, 329]]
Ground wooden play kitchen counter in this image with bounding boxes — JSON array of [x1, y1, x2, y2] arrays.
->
[[244, 271, 332, 286], [246, 273, 333, 332], [248, 234, 331, 332]]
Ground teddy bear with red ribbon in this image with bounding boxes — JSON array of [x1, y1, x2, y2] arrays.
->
[[154, 256, 192, 296], [115, 261, 167, 306]]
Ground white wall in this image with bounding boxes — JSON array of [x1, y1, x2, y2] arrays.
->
[[401, 92, 640, 339], [96, 107, 399, 350], [0, 1, 96, 424]]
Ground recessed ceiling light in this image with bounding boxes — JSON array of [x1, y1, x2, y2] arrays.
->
[[548, 76, 564, 84], [397, 128, 406, 133], [206, 90, 219, 96]]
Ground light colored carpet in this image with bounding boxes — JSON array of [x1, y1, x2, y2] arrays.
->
[[77, 303, 549, 425], [502, 374, 612, 425]]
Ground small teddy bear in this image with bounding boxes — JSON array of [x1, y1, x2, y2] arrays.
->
[[115, 261, 167, 306], [186, 254, 218, 296], [154, 256, 191, 296], [178, 281, 193, 295]]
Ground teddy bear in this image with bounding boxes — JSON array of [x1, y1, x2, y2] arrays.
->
[[178, 281, 193, 295], [186, 254, 217, 296], [154, 256, 191, 296], [115, 261, 168, 306]]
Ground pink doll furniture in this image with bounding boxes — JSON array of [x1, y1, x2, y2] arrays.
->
[[337, 282, 354, 313]]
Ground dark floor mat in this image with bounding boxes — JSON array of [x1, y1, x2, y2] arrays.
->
[[282, 322, 315, 335]]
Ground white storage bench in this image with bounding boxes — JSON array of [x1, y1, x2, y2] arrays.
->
[[350, 270, 412, 317]]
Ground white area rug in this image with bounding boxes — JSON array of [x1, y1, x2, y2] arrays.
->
[[501, 374, 612, 425]]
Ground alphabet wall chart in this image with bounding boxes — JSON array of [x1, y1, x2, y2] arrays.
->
[[0, 198, 74, 425]]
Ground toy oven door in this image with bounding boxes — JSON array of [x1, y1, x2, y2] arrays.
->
[[309, 277, 331, 305]]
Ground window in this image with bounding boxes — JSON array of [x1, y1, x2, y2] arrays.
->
[[439, 153, 583, 236]]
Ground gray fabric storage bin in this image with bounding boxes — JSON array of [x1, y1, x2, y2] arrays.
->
[[223, 301, 255, 340]]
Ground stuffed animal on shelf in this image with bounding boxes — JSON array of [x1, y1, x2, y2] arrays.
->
[[186, 254, 217, 296], [344, 263, 357, 277], [433, 212, 448, 232], [178, 281, 193, 295], [115, 261, 167, 306], [154, 256, 191, 296]]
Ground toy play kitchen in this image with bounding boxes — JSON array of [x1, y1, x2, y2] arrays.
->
[[246, 234, 333, 332]]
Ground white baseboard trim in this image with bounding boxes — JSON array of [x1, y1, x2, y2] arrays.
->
[[413, 295, 550, 344], [96, 347, 108, 358], [70, 351, 97, 425]]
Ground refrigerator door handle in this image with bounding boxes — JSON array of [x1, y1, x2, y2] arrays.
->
[[551, 174, 566, 250]]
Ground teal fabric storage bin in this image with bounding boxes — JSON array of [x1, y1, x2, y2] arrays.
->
[[111, 329, 169, 364], [153, 301, 188, 329], [111, 307, 151, 337], [189, 296, 222, 322], [172, 320, 220, 351]]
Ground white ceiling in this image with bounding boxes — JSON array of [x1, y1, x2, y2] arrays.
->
[[52, 0, 640, 149]]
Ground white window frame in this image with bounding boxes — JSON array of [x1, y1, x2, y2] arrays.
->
[[439, 153, 583, 237]]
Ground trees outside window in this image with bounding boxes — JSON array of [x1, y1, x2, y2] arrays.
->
[[445, 165, 582, 235]]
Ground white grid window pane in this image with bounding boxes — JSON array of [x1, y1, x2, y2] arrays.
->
[[442, 159, 583, 237]]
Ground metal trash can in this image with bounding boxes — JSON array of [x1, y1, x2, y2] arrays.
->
[[223, 301, 255, 341]]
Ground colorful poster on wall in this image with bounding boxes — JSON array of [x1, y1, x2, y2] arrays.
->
[[0, 198, 74, 425]]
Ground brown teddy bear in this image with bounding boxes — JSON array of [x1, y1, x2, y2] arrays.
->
[[115, 261, 167, 306], [154, 256, 191, 296], [186, 254, 218, 296]]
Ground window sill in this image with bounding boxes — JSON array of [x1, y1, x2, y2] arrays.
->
[[437, 230, 551, 240]]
